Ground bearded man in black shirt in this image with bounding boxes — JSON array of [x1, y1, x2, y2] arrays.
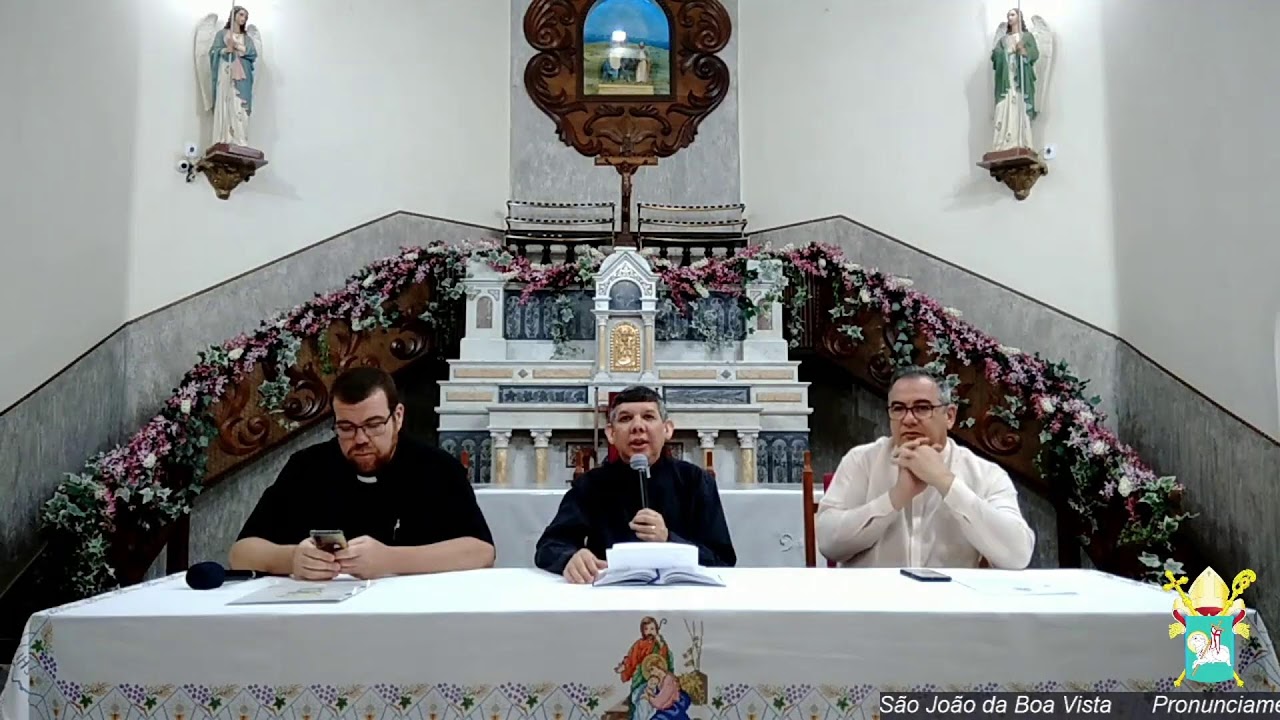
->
[[534, 385, 736, 583], [230, 367, 495, 580]]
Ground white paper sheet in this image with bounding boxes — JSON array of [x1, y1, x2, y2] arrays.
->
[[227, 577, 370, 605], [955, 575, 1079, 596]]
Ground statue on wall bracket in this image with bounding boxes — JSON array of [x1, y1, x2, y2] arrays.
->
[[978, 8, 1055, 201], [193, 5, 268, 200], [523, 0, 732, 246]]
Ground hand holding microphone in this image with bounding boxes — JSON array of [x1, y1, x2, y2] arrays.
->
[[629, 508, 668, 542], [626, 454, 667, 541], [629, 453, 650, 508]]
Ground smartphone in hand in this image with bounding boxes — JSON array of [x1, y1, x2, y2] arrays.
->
[[310, 529, 348, 553]]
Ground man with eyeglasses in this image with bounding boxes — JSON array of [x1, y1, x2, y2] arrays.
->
[[230, 367, 495, 580], [815, 366, 1034, 569]]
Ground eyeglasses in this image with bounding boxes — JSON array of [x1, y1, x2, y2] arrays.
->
[[334, 415, 393, 439], [887, 403, 945, 420]]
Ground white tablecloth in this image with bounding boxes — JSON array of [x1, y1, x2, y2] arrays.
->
[[4, 568, 1277, 720], [475, 488, 813, 568]]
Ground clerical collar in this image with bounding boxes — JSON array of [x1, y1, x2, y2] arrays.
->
[[356, 474, 378, 484]]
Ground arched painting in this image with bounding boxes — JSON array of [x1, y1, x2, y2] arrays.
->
[[582, 0, 672, 96]]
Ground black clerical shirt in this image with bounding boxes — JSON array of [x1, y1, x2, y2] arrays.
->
[[533, 456, 736, 574], [237, 435, 493, 549]]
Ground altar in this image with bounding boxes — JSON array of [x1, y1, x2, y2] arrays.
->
[[436, 249, 812, 488]]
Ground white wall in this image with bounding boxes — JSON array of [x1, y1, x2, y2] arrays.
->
[[1105, 0, 1280, 437], [739, 0, 1119, 332], [126, 0, 511, 319], [0, 0, 136, 411]]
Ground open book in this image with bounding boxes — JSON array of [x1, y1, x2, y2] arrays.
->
[[592, 566, 725, 587]]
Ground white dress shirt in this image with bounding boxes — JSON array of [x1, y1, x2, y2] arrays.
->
[[815, 437, 1035, 569]]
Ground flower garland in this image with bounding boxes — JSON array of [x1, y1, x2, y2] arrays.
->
[[773, 242, 1190, 578], [39, 239, 1188, 599]]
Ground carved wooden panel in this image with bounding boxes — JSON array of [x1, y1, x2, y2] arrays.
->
[[202, 284, 438, 483], [523, 0, 732, 159]]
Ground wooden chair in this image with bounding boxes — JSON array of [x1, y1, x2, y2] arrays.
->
[[800, 451, 836, 568]]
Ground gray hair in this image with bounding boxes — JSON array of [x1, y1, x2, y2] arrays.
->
[[889, 365, 953, 405], [607, 385, 668, 422]]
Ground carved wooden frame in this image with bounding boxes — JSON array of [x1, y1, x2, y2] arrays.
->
[[523, 0, 732, 160], [108, 283, 445, 586]]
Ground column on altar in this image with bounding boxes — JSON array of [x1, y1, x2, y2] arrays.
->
[[491, 430, 512, 486], [531, 430, 552, 486], [737, 430, 758, 484]]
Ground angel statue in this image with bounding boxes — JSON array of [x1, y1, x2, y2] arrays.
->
[[195, 6, 263, 149], [988, 8, 1054, 155]]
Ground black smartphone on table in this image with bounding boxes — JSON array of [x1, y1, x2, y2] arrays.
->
[[900, 567, 951, 582]]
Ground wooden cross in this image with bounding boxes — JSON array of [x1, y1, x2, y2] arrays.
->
[[595, 155, 657, 248]]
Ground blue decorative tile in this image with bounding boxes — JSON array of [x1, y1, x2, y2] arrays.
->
[[655, 293, 746, 342], [498, 386, 589, 404], [664, 386, 750, 404], [757, 432, 810, 484], [438, 431, 492, 484], [503, 290, 595, 340]]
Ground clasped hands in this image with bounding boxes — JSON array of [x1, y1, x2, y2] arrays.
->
[[563, 509, 669, 584], [889, 438, 954, 509], [292, 536, 390, 581]]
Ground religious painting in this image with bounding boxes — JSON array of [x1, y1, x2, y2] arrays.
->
[[582, 0, 672, 97], [566, 441, 597, 468]]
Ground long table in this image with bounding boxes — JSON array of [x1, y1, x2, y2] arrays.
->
[[475, 488, 813, 568], [3, 568, 1277, 720]]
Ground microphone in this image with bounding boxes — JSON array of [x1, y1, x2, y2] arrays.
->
[[184, 561, 272, 590], [629, 453, 650, 509]]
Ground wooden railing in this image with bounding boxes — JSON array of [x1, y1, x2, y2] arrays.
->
[[503, 199, 749, 265]]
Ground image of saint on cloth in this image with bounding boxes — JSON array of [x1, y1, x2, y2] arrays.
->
[[613, 617, 693, 720]]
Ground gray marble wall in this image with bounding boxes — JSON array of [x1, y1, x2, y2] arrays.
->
[[0, 333, 129, 595], [509, 0, 741, 211]]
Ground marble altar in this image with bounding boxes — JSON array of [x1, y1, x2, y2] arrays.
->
[[436, 249, 812, 486]]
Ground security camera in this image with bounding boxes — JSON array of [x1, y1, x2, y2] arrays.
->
[[1043, 144, 1057, 160], [184, 143, 200, 158], [178, 159, 192, 172]]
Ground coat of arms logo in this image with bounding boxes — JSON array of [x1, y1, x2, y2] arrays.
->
[[1164, 566, 1257, 686]]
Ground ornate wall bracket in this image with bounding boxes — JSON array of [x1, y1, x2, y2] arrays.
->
[[978, 148, 1047, 201], [193, 143, 269, 200]]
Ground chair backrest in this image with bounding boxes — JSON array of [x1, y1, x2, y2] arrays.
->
[[801, 451, 817, 567], [801, 452, 837, 568], [821, 472, 836, 568]]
